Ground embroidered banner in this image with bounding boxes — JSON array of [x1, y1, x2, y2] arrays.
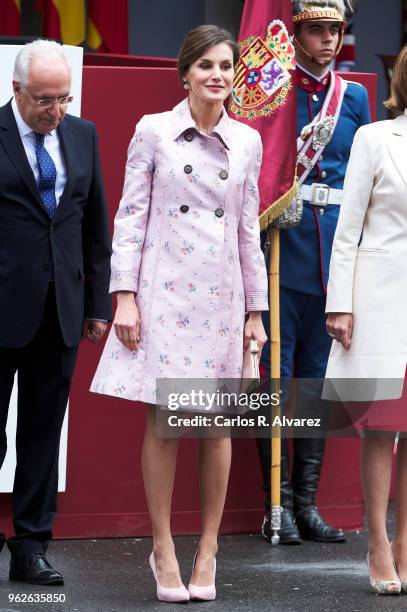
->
[[229, 0, 297, 229]]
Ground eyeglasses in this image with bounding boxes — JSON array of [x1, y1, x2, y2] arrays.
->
[[24, 90, 74, 108]]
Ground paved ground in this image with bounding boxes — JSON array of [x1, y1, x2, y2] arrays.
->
[[0, 510, 404, 612]]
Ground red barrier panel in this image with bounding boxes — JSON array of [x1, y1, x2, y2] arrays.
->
[[84, 53, 177, 68], [337, 72, 378, 120]]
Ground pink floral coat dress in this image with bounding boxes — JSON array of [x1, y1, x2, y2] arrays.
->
[[91, 98, 268, 405]]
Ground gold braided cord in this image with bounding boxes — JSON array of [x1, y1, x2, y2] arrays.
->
[[293, 8, 344, 22], [259, 178, 298, 231]]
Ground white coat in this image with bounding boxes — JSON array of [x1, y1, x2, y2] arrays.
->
[[324, 114, 407, 400]]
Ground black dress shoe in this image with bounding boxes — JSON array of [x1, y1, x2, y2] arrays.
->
[[279, 508, 303, 545], [10, 553, 64, 585], [296, 507, 347, 543], [261, 514, 272, 543]]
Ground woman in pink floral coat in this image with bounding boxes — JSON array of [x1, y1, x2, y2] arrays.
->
[[91, 25, 268, 602]]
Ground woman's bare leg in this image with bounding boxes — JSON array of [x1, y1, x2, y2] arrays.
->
[[392, 436, 407, 580], [361, 432, 398, 581], [142, 405, 182, 587], [191, 436, 232, 586]]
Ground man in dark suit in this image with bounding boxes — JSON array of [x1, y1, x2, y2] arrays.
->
[[0, 40, 111, 584]]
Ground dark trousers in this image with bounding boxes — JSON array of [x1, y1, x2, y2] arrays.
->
[[262, 286, 331, 381], [0, 284, 78, 558]]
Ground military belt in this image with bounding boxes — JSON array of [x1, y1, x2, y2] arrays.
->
[[301, 183, 343, 207]]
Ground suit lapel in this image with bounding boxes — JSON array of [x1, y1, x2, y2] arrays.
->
[[387, 114, 407, 187], [0, 102, 44, 209], [55, 118, 76, 220]]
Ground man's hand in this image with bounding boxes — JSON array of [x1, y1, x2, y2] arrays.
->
[[326, 313, 353, 350], [82, 320, 108, 344]]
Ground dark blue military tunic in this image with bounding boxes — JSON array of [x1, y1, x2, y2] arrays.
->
[[280, 65, 371, 296]]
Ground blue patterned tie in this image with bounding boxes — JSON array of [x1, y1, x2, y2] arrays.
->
[[34, 132, 57, 218]]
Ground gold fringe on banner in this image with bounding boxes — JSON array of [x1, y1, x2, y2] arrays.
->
[[259, 178, 297, 231]]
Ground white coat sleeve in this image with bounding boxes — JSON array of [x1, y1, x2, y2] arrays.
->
[[325, 125, 375, 313], [109, 115, 155, 293]]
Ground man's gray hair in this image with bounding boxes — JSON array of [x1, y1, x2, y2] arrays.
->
[[13, 39, 71, 88]]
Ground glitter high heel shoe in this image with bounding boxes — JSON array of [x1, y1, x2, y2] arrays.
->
[[390, 542, 407, 594], [188, 552, 216, 601], [367, 551, 401, 595], [149, 552, 189, 603]]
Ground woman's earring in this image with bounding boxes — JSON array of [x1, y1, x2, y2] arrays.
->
[[183, 80, 189, 90]]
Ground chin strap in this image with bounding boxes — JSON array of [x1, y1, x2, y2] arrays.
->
[[294, 24, 345, 66]]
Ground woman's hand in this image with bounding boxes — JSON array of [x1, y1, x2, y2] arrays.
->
[[244, 312, 268, 357], [114, 291, 140, 351], [326, 313, 353, 350]]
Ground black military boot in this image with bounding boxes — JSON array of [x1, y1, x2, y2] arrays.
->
[[292, 437, 346, 543], [256, 436, 273, 542], [279, 438, 302, 545]]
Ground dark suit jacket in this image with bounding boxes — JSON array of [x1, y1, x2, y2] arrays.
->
[[0, 101, 112, 348]]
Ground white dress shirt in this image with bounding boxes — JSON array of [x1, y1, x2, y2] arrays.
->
[[11, 97, 67, 204]]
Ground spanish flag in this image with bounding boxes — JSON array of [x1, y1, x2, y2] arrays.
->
[[34, 0, 85, 46], [0, 0, 21, 35], [86, 0, 128, 54]]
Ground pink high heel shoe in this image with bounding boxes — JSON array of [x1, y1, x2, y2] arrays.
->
[[188, 552, 216, 601], [149, 552, 189, 603]]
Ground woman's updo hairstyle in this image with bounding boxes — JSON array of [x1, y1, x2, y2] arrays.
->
[[177, 24, 240, 82]]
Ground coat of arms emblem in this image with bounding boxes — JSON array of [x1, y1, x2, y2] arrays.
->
[[230, 20, 295, 120]]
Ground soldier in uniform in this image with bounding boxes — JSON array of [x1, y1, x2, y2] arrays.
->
[[257, 0, 370, 544]]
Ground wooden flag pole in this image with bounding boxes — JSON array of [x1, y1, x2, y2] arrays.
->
[[269, 226, 282, 545]]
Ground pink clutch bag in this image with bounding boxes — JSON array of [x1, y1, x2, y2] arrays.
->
[[240, 339, 260, 394]]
